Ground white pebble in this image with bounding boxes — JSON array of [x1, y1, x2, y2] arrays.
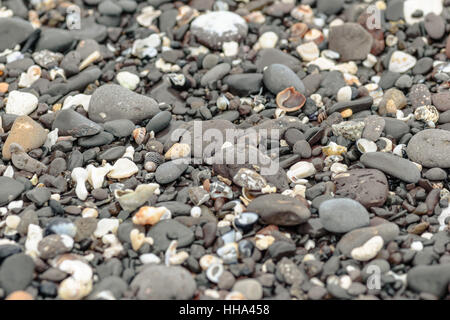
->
[[351, 235, 384, 261], [5, 91, 38, 116], [190, 206, 202, 218], [287, 161, 316, 183], [389, 51, 417, 73], [222, 41, 239, 57], [94, 218, 119, 238], [337, 86, 352, 102], [410, 241, 423, 251], [116, 71, 140, 91], [140, 253, 161, 264], [257, 31, 278, 49]]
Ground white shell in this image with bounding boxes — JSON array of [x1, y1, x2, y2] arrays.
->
[[71, 167, 89, 201], [287, 161, 316, 182], [108, 158, 138, 179], [296, 41, 319, 62], [63, 94, 91, 112], [94, 218, 119, 238], [356, 138, 378, 154], [389, 51, 417, 73]]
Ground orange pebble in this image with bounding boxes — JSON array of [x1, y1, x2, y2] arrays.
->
[[0, 82, 8, 93], [5, 291, 34, 300]]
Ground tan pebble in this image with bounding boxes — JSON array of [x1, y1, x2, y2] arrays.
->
[[225, 291, 247, 300], [340, 108, 353, 118], [5, 291, 33, 300], [0, 82, 8, 93], [81, 208, 98, 218], [132, 206, 171, 225], [130, 228, 146, 251]]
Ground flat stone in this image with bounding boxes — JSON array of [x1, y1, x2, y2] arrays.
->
[[88, 84, 159, 123], [362, 116, 385, 141], [360, 152, 421, 183], [0, 177, 25, 206], [103, 119, 135, 138], [0, 17, 33, 51], [0, 253, 35, 294], [200, 63, 231, 87], [146, 219, 194, 252], [263, 64, 305, 95], [2, 115, 47, 160], [407, 264, 450, 298], [334, 169, 388, 208], [432, 92, 450, 112], [383, 117, 410, 140], [407, 129, 450, 168], [232, 279, 263, 300], [146, 111, 172, 134], [35, 28, 75, 52], [319, 198, 370, 233], [53, 109, 103, 138], [328, 23, 373, 62], [255, 48, 301, 72], [223, 73, 263, 96], [247, 194, 311, 226], [155, 161, 188, 184]]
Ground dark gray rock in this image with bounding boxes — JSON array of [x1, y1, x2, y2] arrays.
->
[[0, 253, 35, 294], [263, 64, 305, 95], [146, 111, 172, 134], [35, 28, 75, 52], [407, 264, 450, 298], [328, 23, 373, 61], [155, 161, 188, 184], [103, 119, 135, 138], [223, 73, 263, 96], [0, 17, 33, 51], [0, 177, 25, 206], [147, 219, 194, 252], [53, 109, 103, 138], [319, 198, 370, 233]]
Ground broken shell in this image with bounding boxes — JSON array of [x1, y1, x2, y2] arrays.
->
[[356, 138, 377, 154], [18, 65, 41, 88], [414, 105, 439, 123], [255, 235, 275, 250], [169, 251, 189, 265], [114, 183, 160, 212], [102, 234, 124, 259], [234, 212, 259, 231], [132, 127, 147, 145], [350, 235, 384, 261], [377, 137, 393, 153], [290, 22, 308, 39], [176, 5, 198, 26], [291, 5, 313, 22], [25, 224, 43, 259], [87, 163, 113, 189], [287, 161, 316, 183], [165, 240, 178, 266], [199, 255, 223, 270], [232, 168, 267, 191], [81, 208, 98, 219], [107, 158, 139, 179], [137, 6, 161, 27], [56, 258, 93, 300], [130, 229, 146, 251], [116, 71, 140, 91], [132, 34, 160, 58], [216, 95, 229, 110], [165, 143, 191, 160], [322, 142, 347, 156], [276, 87, 306, 112], [123, 146, 135, 160], [132, 206, 171, 226], [79, 50, 101, 71], [168, 73, 189, 90], [393, 144, 406, 157], [206, 263, 224, 284], [58, 276, 92, 300], [71, 167, 88, 201], [303, 29, 324, 45], [256, 31, 278, 50], [244, 11, 265, 24], [296, 41, 319, 62], [94, 218, 119, 238]]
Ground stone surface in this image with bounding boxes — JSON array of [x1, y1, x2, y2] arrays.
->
[[263, 64, 305, 95], [0, 17, 34, 51], [0, 253, 35, 294], [328, 23, 373, 62], [407, 129, 450, 168], [319, 198, 370, 233], [53, 109, 103, 138]]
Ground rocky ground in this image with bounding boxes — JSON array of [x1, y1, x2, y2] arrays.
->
[[0, 0, 449, 301]]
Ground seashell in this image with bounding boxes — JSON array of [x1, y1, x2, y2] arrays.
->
[[356, 138, 377, 154], [343, 73, 361, 86], [132, 206, 171, 226], [116, 71, 140, 91], [216, 95, 229, 110], [363, 54, 377, 68], [414, 105, 439, 123], [114, 183, 160, 212], [28, 10, 41, 28], [289, 22, 308, 40], [176, 5, 198, 26], [199, 255, 223, 271], [58, 277, 93, 300], [71, 167, 89, 201], [232, 168, 267, 191], [296, 41, 319, 62], [255, 235, 275, 250], [256, 31, 278, 50], [216, 242, 239, 264], [291, 5, 313, 22], [276, 87, 306, 112], [377, 137, 393, 153], [393, 144, 406, 157], [5, 291, 34, 300], [6, 215, 21, 230], [303, 29, 324, 45], [132, 34, 160, 59], [137, 6, 162, 27], [337, 86, 352, 103], [132, 127, 147, 145], [165, 143, 191, 160], [4, 165, 14, 178], [102, 234, 124, 259], [385, 35, 398, 47], [107, 158, 139, 179], [225, 291, 247, 300], [18, 65, 41, 88], [169, 251, 189, 265], [168, 73, 189, 90], [234, 212, 258, 231], [130, 229, 146, 251], [206, 263, 224, 284], [190, 206, 202, 218], [43, 128, 59, 150], [165, 240, 178, 266], [210, 181, 233, 199], [155, 57, 180, 73], [49, 68, 65, 81], [123, 146, 135, 160], [82, 208, 98, 219], [350, 235, 384, 261], [287, 161, 316, 183], [94, 218, 119, 238], [244, 11, 265, 24], [308, 57, 336, 70], [79, 50, 101, 71], [330, 162, 348, 175], [25, 224, 43, 259], [87, 163, 113, 189]]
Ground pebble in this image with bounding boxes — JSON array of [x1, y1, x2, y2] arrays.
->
[[130, 265, 196, 299], [407, 129, 450, 168], [407, 264, 450, 298], [5, 91, 38, 116], [247, 194, 310, 226], [389, 51, 417, 73], [88, 84, 159, 123], [2, 116, 47, 160], [155, 161, 188, 184], [362, 116, 385, 141], [232, 279, 263, 300], [296, 42, 319, 62], [378, 88, 407, 116], [0, 253, 34, 294], [328, 23, 372, 62], [53, 109, 103, 138], [432, 92, 450, 112], [334, 169, 388, 208], [263, 64, 305, 95], [350, 235, 384, 261], [360, 152, 420, 183], [0, 17, 33, 51], [103, 119, 135, 138], [147, 220, 194, 252], [223, 73, 263, 96], [108, 158, 138, 179], [190, 11, 248, 50], [38, 234, 73, 259], [319, 198, 370, 233], [116, 71, 140, 91], [200, 63, 231, 87]]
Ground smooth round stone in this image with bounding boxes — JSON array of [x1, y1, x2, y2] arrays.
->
[[200, 63, 231, 87], [88, 84, 159, 123], [432, 92, 450, 112], [263, 64, 305, 95], [90, 276, 128, 299], [223, 73, 263, 96], [413, 57, 433, 75], [2, 116, 47, 160], [202, 54, 219, 69], [26, 187, 51, 207], [319, 198, 370, 233], [0, 17, 34, 51], [317, 0, 343, 15], [0, 253, 35, 295], [0, 245, 22, 263], [103, 119, 135, 137], [97, 146, 126, 161], [247, 194, 311, 226], [35, 28, 75, 52], [0, 177, 25, 206], [409, 84, 431, 108], [378, 88, 407, 116], [389, 50, 417, 73], [116, 71, 140, 90], [328, 23, 373, 62], [154, 161, 188, 184], [52, 108, 103, 138], [334, 169, 388, 208], [407, 264, 450, 298], [145, 111, 172, 134], [423, 168, 447, 181], [146, 219, 194, 252], [256, 48, 301, 72], [98, 0, 123, 16], [232, 279, 263, 300], [190, 11, 248, 49], [395, 74, 413, 89], [5, 91, 38, 116], [336, 222, 399, 257], [407, 129, 450, 168], [78, 131, 114, 148], [383, 118, 409, 140], [130, 265, 196, 299], [38, 234, 72, 259], [360, 152, 420, 183], [362, 116, 385, 141]]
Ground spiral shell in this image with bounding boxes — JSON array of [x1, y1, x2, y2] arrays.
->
[[133, 127, 147, 145]]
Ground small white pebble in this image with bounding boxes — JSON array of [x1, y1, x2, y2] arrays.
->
[[190, 206, 202, 218], [140, 253, 161, 264], [411, 241, 423, 251]]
